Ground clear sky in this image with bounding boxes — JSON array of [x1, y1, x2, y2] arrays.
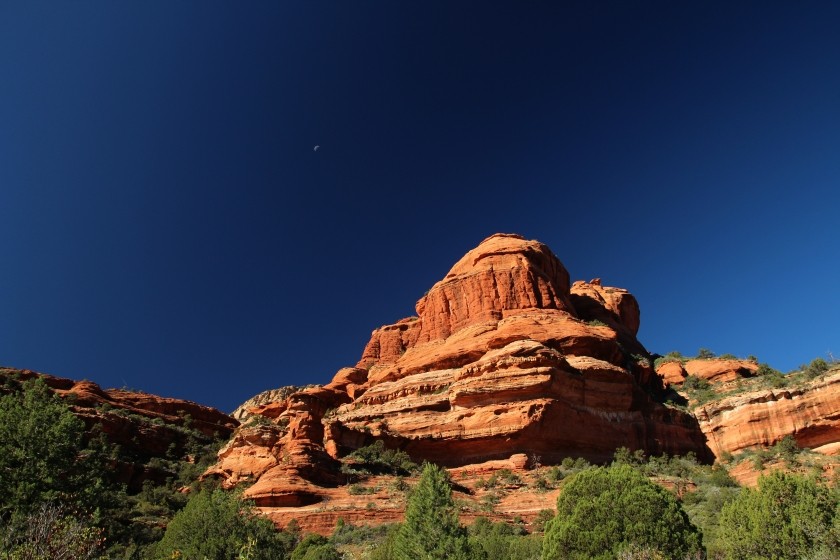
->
[[2, 2, 839, 413]]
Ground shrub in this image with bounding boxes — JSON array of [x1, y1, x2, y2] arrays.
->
[[682, 375, 710, 391], [541, 464, 701, 560], [479, 491, 501, 512], [346, 440, 418, 476], [696, 348, 716, 359], [532, 476, 550, 492], [545, 466, 565, 483], [717, 471, 838, 559], [330, 519, 392, 546], [392, 463, 482, 559], [348, 483, 375, 495], [291, 534, 341, 560], [774, 435, 800, 463], [150, 488, 295, 560], [469, 517, 531, 560], [612, 447, 646, 467], [572, 457, 590, 470], [805, 357, 830, 378], [496, 468, 522, 486], [0, 503, 103, 560], [532, 509, 555, 533]]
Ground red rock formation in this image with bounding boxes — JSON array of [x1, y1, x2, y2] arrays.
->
[[232, 385, 315, 420], [694, 371, 840, 459], [208, 234, 714, 514], [206, 384, 353, 507], [411, 234, 576, 345], [657, 361, 687, 386], [655, 358, 759, 386], [0, 367, 237, 488], [206, 234, 840, 527], [569, 278, 640, 335]]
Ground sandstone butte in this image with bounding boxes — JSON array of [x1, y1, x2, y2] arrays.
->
[[0, 366, 238, 490], [200, 233, 835, 532]]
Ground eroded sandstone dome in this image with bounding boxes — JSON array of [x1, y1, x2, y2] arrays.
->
[[205, 234, 713, 508]]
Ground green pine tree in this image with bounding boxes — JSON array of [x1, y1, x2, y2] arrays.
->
[[0, 378, 106, 518], [541, 464, 701, 560], [393, 463, 484, 560]]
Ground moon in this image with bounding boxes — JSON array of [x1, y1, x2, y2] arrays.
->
[[313, 145, 320, 152]]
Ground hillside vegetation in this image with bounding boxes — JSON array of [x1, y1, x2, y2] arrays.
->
[[2, 373, 838, 559]]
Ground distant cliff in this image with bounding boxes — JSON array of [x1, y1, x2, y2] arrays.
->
[[0, 366, 237, 490]]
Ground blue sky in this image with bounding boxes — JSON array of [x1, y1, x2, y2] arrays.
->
[[2, 2, 838, 412]]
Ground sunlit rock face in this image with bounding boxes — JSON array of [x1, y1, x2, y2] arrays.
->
[[208, 233, 714, 509], [693, 371, 840, 459]]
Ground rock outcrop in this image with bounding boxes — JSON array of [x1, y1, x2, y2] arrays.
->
[[231, 385, 315, 420], [208, 234, 713, 512], [654, 357, 840, 462], [656, 359, 759, 386], [0, 367, 237, 489], [694, 370, 840, 458]]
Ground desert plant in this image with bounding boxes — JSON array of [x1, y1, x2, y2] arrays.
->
[[348, 483, 375, 495], [392, 463, 483, 559], [541, 464, 701, 560], [0, 503, 104, 560], [346, 440, 418, 476], [717, 471, 837, 559], [290, 534, 340, 560], [805, 357, 830, 378], [150, 488, 295, 560]]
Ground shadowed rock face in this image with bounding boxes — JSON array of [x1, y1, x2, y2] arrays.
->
[[208, 233, 715, 508], [0, 367, 237, 490]]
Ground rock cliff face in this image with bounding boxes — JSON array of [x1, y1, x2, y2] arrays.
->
[[654, 358, 840, 461], [657, 359, 759, 386], [208, 234, 713, 510], [0, 367, 237, 489], [694, 371, 840, 458]]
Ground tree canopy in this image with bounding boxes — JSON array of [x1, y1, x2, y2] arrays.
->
[[0, 378, 108, 519], [717, 471, 838, 559], [150, 488, 296, 560], [393, 462, 483, 560], [542, 464, 702, 560]]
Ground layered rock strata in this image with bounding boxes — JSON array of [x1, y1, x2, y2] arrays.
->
[[657, 359, 759, 386], [208, 234, 713, 509], [0, 367, 237, 488], [694, 370, 840, 458]]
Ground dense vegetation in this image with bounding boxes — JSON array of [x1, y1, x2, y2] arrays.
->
[[149, 488, 297, 560], [2, 369, 838, 559], [0, 376, 233, 558], [542, 464, 702, 559]]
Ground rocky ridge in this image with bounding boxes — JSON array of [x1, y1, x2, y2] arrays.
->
[[209, 234, 840, 533], [231, 385, 316, 420], [693, 370, 840, 458], [0, 366, 237, 489]]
